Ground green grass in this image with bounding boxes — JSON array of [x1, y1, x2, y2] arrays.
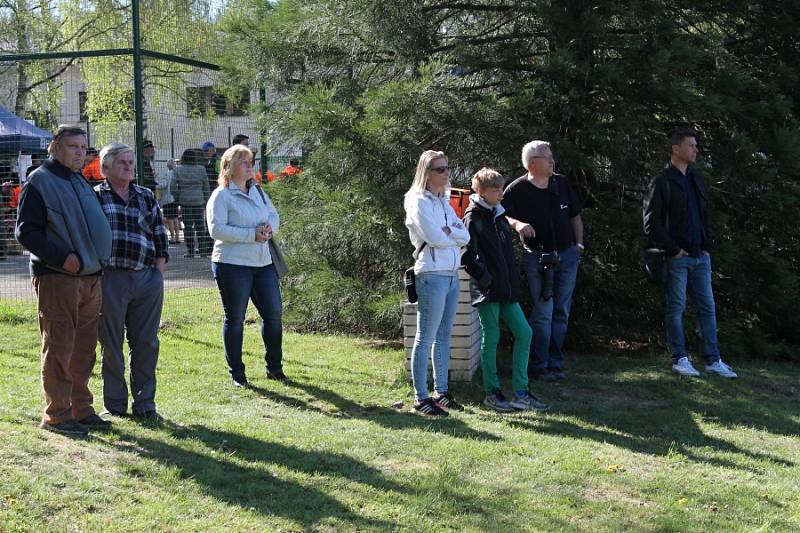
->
[[1, 298, 799, 531]]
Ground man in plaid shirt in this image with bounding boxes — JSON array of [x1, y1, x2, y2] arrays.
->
[[94, 142, 169, 420]]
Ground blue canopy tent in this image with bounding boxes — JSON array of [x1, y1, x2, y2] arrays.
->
[[0, 105, 52, 154]]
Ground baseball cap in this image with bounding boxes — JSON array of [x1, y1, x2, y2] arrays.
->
[[201, 141, 215, 151]]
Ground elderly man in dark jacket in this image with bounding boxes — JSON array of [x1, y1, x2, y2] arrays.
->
[[462, 168, 549, 413], [643, 127, 737, 379], [15, 124, 113, 436]]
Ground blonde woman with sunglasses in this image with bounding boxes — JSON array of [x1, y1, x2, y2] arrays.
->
[[404, 150, 470, 416]]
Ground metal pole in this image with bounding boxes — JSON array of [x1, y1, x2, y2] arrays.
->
[[261, 87, 268, 181], [170, 128, 175, 159], [132, 0, 145, 185]]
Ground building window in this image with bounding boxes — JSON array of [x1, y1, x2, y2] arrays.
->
[[187, 86, 250, 117], [78, 91, 88, 122]]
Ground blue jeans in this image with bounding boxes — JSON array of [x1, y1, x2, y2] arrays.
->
[[410, 272, 459, 401], [665, 254, 720, 364], [211, 261, 283, 380], [522, 246, 581, 371]]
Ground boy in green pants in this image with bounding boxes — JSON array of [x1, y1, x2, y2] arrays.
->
[[462, 168, 550, 412]]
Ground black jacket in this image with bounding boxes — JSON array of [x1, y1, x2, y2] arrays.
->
[[461, 195, 522, 306], [643, 164, 714, 257]]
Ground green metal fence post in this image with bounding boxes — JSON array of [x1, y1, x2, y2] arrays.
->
[[132, 0, 145, 184]]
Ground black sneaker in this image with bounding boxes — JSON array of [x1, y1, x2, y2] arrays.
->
[[411, 398, 448, 417], [133, 410, 163, 423], [266, 371, 292, 384], [78, 413, 112, 430], [232, 377, 249, 388], [40, 420, 88, 436], [547, 368, 566, 381], [432, 391, 464, 412]]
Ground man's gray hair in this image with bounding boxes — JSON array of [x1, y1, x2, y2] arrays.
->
[[521, 140, 551, 171], [99, 142, 134, 177]]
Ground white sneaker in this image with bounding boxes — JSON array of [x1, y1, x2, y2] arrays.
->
[[672, 356, 701, 377], [705, 359, 738, 379]]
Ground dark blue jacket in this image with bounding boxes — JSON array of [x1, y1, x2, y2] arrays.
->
[[643, 164, 714, 257]]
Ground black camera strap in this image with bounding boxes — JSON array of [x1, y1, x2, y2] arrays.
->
[[537, 176, 559, 253]]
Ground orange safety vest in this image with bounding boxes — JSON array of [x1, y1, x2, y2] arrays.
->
[[9, 186, 21, 209], [82, 159, 103, 183], [279, 165, 303, 178]]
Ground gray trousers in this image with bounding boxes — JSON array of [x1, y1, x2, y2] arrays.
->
[[99, 267, 164, 414]]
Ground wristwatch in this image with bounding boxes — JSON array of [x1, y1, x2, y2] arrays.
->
[[576, 243, 585, 251]]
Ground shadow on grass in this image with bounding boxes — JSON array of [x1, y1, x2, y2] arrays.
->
[[247, 382, 501, 442], [107, 422, 401, 530], [519, 360, 797, 471]]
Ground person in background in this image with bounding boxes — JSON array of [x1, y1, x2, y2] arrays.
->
[[643, 127, 737, 378], [171, 148, 212, 258], [206, 144, 287, 387], [26, 155, 44, 179], [15, 124, 113, 436], [503, 140, 584, 382], [279, 159, 303, 179], [404, 150, 470, 416], [156, 158, 181, 243], [82, 147, 103, 184], [0, 173, 13, 260], [201, 141, 219, 192], [231, 134, 276, 185], [94, 142, 169, 420], [232, 134, 249, 147], [141, 139, 158, 193], [462, 168, 549, 412]]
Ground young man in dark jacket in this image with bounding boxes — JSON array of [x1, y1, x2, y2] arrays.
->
[[643, 127, 737, 378], [462, 168, 549, 412]]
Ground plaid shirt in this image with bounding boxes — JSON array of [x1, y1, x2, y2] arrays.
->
[[94, 181, 169, 270]]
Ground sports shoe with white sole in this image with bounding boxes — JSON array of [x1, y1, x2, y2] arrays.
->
[[672, 356, 701, 377], [483, 391, 515, 412], [705, 359, 738, 379], [510, 390, 550, 411]]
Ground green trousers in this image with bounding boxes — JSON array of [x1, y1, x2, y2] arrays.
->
[[476, 301, 532, 394]]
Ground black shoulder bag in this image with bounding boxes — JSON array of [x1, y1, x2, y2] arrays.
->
[[404, 242, 426, 303], [254, 184, 288, 278]]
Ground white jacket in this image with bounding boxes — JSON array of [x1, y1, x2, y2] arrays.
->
[[206, 181, 280, 267], [404, 190, 470, 275]]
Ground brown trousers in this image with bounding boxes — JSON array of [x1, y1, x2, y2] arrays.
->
[[33, 274, 102, 424]]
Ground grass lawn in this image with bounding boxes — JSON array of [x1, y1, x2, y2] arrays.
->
[[1, 297, 799, 532]]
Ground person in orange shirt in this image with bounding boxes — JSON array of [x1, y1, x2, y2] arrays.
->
[[279, 159, 303, 179], [82, 148, 103, 183]]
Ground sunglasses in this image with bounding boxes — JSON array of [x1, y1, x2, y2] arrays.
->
[[431, 166, 451, 173]]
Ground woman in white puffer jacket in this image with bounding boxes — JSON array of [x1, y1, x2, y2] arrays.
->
[[404, 150, 470, 416]]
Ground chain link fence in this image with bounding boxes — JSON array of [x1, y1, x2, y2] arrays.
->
[[0, 1, 301, 316]]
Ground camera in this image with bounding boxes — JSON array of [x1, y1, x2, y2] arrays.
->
[[539, 251, 560, 301]]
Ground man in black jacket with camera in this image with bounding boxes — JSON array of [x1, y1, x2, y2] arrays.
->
[[503, 140, 584, 382], [643, 127, 737, 379]]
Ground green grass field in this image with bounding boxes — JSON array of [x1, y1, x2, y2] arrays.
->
[[1, 298, 799, 532]]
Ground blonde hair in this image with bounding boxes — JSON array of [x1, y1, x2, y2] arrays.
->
[[406, 150, 447, 196], [471, 167, 505, 192], [218, 144, 254, 187], [99, 142, 134, 178]]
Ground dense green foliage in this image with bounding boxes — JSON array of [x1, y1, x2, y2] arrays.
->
[[224, 1, 800, 357]]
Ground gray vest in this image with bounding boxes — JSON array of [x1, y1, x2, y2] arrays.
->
[[27, 165, 112, 275]]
